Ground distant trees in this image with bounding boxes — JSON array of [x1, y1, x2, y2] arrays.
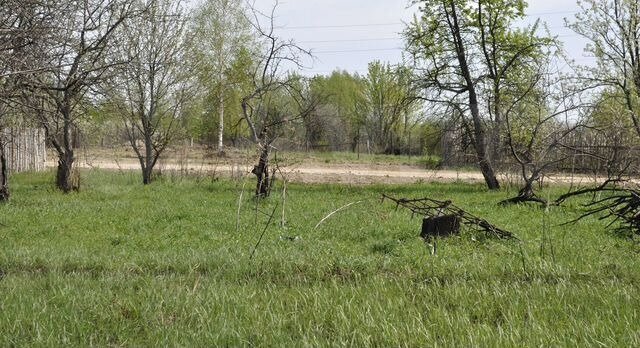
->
[[570, 89, 640, 181], [306, 65, 421, 155], [307, 71, 366, 152], [588, 90, 638, 146], [107, 0, 192, 185], [362, 61, 421, 154]]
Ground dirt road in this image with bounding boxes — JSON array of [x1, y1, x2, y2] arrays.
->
[[47, 158, 605, 186]]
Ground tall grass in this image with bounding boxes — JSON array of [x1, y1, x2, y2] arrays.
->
[[0, 170, 638, 346]]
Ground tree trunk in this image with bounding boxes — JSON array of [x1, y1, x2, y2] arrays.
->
[[351, 134, 359, 153], [448, 2, 500, 190], [218, 88, 225, 156], [54, 105, 78, 193], [0, 144, 10, 202], [142, 135, 154, 185], [467, 89, 500, 189], [499, 178, 546, 206], [142, 166, 152, 185], [491, 83, 502, 164], [252, 144, 271, 197], [56, 150, 75, 193]]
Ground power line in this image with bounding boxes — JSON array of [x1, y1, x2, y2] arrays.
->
[[300, 37, 401, 44], [526, 10, 577, 17], [277, 10, 579, 30], [278, 22, 403, 30], [313, 47, 403, 54], [301, 33, 583, 48], [298, 32, 583, 48]]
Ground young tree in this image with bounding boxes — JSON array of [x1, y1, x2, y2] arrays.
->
[[25, 0, 135, 192], [192, 0, 253, 154], [406, 0, 551, 189], [500, 60, 584, 205], [240, 1, 314, 197], [108, 0, 192, 185]]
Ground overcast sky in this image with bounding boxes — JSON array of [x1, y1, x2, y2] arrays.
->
[[248, 0, 591, 76]]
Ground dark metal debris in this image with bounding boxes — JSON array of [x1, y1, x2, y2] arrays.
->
[[382, 194, 516, 240]]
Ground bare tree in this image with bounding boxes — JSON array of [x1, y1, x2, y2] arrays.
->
[[240, 1, 315, 197], [107, 0, 192, 185], [499, 62, 585, 205], [23, 0, 136, 192], [569, 0, 640, 139]]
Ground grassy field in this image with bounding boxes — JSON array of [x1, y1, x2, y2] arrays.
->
[[0, 170, 639, 346]]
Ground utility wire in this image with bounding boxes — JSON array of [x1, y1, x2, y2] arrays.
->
[[314, 47, 403, 54], [277, 10, 579, 30], [300, 37, 400, 44], [278, 22, 402, 30]]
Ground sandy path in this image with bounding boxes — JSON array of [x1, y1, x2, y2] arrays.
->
[[46, 158, 606, 186]]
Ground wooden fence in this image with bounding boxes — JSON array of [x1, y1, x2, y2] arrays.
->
[[440, 127, 640, 175], [2, 128, 47, 173]]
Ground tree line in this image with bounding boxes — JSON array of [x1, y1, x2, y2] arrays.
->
[[1, 0, 639, 199]]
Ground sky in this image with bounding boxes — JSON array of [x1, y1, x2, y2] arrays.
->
[[248, 0, 592, 76]]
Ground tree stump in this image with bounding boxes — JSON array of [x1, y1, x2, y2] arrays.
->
[[421, 215, 461, 240]]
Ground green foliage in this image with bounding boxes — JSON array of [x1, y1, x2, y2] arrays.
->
[[189, 0, 255, 144], [0, 171, 639, 345], [589, 89, 638, 143], [308, 71, 367, 150], [307, 65, 421, 155], [420, 121, 443, 157], [363, 61, 422, 154], [406, 0, 558, 173]]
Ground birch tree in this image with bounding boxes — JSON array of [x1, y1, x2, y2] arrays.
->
[[192, 0, 252, 155]]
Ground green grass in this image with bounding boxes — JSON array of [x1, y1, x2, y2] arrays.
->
[[1, 170, 639, 346]]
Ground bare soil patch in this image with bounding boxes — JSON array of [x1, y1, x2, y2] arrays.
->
[[54, 146, 609, 186]]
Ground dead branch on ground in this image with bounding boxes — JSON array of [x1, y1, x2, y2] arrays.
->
[[382, 194, 516, 240]]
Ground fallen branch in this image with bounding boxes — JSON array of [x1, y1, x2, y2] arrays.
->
[[563, 187, 640, 236], [314, 201, 364, 230], [249, 202, 279, 260], [382, 194, 516, 240], [554, 179, 625, 206]]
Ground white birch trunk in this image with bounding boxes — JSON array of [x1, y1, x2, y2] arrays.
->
[[218, 88, 224, 153]]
